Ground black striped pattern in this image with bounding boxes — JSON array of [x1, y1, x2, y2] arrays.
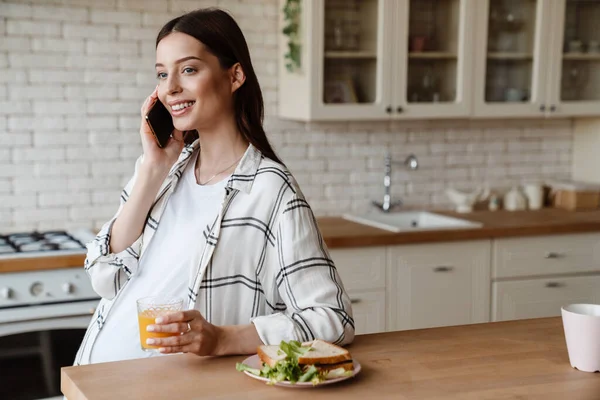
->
[[75, 142, 355, 366]]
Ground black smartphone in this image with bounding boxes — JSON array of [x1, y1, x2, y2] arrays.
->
[[145, 100, 174, 148]]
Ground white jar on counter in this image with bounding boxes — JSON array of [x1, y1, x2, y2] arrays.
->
[[504, 186, 527, 211], [523, 183, 544, 210]]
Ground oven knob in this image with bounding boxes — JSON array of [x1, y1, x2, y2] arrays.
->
[[30, 282, 44, 296], [62, 282, 74, 294], [0, 287, 12, 299]]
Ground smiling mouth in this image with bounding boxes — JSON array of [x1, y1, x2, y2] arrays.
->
[[171, 101, 195, 111]]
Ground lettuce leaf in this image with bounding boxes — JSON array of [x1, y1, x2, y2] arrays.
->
[[235, 362, 260, 376], [325, 367, 353, 379], [298, 365, 318, 382]]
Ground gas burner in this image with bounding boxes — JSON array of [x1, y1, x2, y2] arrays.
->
[[0, 230, 88, 254]]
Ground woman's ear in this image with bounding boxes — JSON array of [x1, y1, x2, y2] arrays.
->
[[230, 63, 246, 93]]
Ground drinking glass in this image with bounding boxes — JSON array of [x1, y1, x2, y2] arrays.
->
[[137, 295, 184, 351]]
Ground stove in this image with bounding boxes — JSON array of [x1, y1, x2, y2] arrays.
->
[[0, 229, 94, 259], [0, 228, 99, 328], [0, 228, 100, 399]]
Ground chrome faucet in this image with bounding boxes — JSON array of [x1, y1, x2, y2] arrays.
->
[[372, 153, 419, 212]]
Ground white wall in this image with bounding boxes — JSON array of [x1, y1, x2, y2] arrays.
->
[[0, 0, 573, 232]]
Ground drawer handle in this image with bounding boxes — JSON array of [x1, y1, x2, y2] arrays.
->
[[433, 266, 454, 272], [350, 298, 362, 304], [545, 252, 564, 259], [545, 282, 564, 288]]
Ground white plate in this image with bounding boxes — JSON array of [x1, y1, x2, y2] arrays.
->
[[240, 354, 361, 388]]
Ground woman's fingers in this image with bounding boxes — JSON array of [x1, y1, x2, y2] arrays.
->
[[150, 333, 190, 347], [158, 344, 199, 354], [147, 322, 188, 333], [140, 86, 159, 117], [152, 335, 202, 354], [146, 309, 214, 355], [155, 310, 198, 325]]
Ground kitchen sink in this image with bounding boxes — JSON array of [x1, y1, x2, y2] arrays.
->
[[342, 211, 483, 233]]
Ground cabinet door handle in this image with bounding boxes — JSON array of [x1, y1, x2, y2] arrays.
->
[[386, 106, 392, 114], [545, 282, 564, 288], [350, 298, 361, 304], [545, 252, 564, 259], [396, 106, 404, 113], [540, 104, 546, 112], [550, 104, 556, 112], [433, 266, 454, 272]]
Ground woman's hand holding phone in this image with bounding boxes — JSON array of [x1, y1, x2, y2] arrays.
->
[[139, 87, 185, 173], [108, 87, 184, 255]]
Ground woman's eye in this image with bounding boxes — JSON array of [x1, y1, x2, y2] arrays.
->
[[183, 67, 196, 74], [156, 72, 167, 79]]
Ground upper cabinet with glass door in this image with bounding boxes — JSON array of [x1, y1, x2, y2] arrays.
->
[[546, 0, 600, 117], [278, 0, 600, 121], [393, 0, 475, 119], [278, 0, 392, 121], [472, 0, 552, 118], [277, 0, 474, 121]]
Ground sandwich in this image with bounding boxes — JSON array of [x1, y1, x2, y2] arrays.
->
[[236, 339, 354, 385]]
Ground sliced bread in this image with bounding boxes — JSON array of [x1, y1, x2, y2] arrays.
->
[[297, 339, 352, 365], [257, 339, 352, 370], [257, 345, 286, 367]]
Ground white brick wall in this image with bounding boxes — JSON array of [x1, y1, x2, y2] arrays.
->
[[0, 0, 574, 233]]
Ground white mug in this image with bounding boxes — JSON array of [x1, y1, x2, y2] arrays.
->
[[524, 184, 543, 210], [562, 304, 600, 373]]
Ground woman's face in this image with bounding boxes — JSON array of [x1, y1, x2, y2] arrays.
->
[[155, 32, 237, 132]]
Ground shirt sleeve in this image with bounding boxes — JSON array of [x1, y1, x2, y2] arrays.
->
[[84, 155, 144, 300], [251, 194, 355, 346]]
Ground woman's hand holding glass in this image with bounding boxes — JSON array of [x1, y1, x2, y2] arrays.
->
[[145, 309, 223, 356]]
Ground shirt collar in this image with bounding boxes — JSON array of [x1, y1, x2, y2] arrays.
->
[[179, 140, 262, 195]]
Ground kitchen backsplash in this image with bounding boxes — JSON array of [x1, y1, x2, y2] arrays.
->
[[0, 0, 572, 232]]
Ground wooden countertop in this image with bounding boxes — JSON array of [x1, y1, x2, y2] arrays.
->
[[4, 209, 600, 272], [319, 208, 600, 248], [0, 253, 86, 274], [61, 317, 600, 400]]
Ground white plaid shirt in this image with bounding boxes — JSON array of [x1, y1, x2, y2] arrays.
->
[[74, 141, 354, 365]]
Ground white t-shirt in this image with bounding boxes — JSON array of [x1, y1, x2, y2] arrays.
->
[[90, 150, 228, 364]]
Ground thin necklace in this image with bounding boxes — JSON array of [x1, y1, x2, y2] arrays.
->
[[197, 154, 243, 186]]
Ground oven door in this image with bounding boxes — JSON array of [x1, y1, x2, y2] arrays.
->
[[0, 299, 98, 400]]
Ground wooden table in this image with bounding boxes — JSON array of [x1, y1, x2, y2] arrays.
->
[[61, 317, 600, 399]]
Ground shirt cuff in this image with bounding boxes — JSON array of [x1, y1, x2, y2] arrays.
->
[[250, 313, 297, 345]]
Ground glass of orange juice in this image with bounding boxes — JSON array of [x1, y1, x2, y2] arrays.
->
[[136, 295, 184, 351]]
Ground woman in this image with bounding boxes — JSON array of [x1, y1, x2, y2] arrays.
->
[[74, 8, 354, 365]]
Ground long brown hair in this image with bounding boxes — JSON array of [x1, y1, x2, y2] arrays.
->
[[156, 8, 283, 165]]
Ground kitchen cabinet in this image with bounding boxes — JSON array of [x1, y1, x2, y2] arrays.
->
[[391, 0, 475, 119], [547, 0, 600, 117], [277, 0, 474, 121], [329, 247, 387, 335], [474, 0, 600, 118], [491, 233, 600, 321], [492, 233, 600, 279], [472, 0, 551, 118], [332, 231, 600, 332], [386, 240, 491, 331], [346, 289, 386, 335], [279, 0, 600, 121], [493, 275, 600, 321]]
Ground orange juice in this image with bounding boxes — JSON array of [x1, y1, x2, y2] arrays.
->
[[137, 309, 180, 351]]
